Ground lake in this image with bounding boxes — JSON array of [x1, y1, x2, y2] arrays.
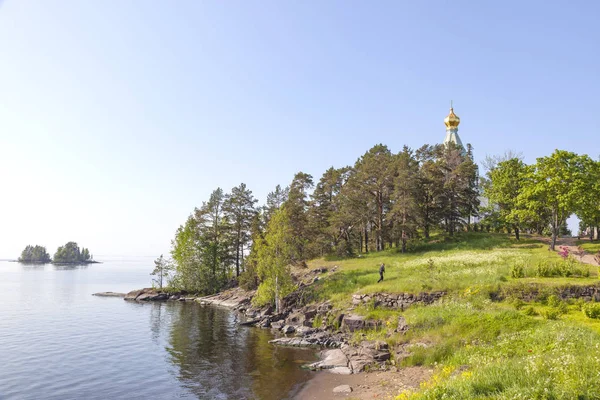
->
[[0, 257, 317, 400]]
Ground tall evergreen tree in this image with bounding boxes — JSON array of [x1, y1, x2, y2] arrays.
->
[[308, 166, 351, 256], [414, 145, 444, 239], [390, 147, 419, 252], [171, 188, 231, 294], [352, 144, 395, 251], [264, 184, 289, 225], [284, 172, 314, 263], [223, 183, 258, 277]]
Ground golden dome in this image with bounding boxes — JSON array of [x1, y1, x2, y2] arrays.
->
[[444, 107, 460, 129]]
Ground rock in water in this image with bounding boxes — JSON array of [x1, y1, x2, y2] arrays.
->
[[92, 292, 126, 297], [333, 384, 352, 393]]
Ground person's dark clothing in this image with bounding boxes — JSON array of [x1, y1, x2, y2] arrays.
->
[[377, 264, 385, 283]]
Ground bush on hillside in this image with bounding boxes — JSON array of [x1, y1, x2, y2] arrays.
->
[[583, 303, 600, 319]]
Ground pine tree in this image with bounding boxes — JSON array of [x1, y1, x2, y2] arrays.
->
[[223, 183, 258, 277], [284, 172, 314, 263], [390, 146, 419, 252], [352, 145, 395, 251]]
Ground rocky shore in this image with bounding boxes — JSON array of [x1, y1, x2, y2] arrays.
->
[[110, 284, 412, 375]]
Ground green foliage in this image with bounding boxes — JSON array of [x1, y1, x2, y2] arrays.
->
[[484, 157, 528, 240], [582, 303, 600, 319], [511, 298, 525, 310], [170, 188, 231, 294], [53, 242, 92, 263], [523, 306, 538, 316], [223, 183, 258, 277], [18, 245, 51, 263], [253, 207, 296, 308], [541, 308, 560, 320], [150, 254, 173, 289], [238, 262, 259, 290], [509, 262, 525, 278], [547, 294, 561, 308]]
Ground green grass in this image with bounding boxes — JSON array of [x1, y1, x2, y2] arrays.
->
[[303, 232, 600, 399], [576, 240, 600, 253], [308, 233, 595, 306]]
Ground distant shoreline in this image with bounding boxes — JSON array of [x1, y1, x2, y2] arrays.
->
[[9, 260, 102, 265]]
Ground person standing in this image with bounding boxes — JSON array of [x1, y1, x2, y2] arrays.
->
[[377, 263, 385, 283]]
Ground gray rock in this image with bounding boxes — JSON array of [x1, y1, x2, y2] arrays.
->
[[271, 321, 284, 330], [92, 292, 125, 297], [341, 314, 365, 332], [330, 367, 352, 375], [333, 384, 352, 393], [282, 325, 296, 334], [312, 349, 348, 369]]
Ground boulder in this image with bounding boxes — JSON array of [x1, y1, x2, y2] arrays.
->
[[271, 321, 284, 330], [124, 289, 146, 301], [330, 367, 352, 375], [307, 349, 348, 370], [282, 325, 296, 334], [333, 385, 353, 393], [341, 314, 365, 332], [295, 326, 316, 336], [396, 316, 409, 334], [124, 288, 169, 301]]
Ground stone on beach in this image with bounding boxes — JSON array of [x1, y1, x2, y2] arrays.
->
[[333, 384, 353, 393]]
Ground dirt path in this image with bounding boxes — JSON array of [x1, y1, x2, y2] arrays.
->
[[293, 367, 432, 400], [555, 237, 599, 267]]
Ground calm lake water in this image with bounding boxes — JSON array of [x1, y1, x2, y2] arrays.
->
[[0, 257, 317, 400]]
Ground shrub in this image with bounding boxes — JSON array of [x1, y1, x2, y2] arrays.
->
[[542, 308, 560, 320], [512, 298, 525, 310], [239, 264, 259, 290], [575, 298, 586, 311], [557, 301, 569, 315], [536, 262, 551, 277], [312, 314, 323, 328], [582, 303, 600, 319], [547, 295, 561, 308], [510, 263, 525, 278], [523, 306, 538, 316]]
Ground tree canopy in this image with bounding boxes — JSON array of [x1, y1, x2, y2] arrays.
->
[[53, 242, 92, 263], [166, 141, 480, 295], [18, 245, 51, 263]]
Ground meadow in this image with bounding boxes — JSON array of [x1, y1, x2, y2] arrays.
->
[[307, 233, 600, 399]]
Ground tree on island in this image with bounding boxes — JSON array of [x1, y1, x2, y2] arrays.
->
[[18, 245, 52, 263], [53, 242, 92, 263]]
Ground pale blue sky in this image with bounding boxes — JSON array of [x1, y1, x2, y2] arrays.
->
[[1, 1, 598, 258]]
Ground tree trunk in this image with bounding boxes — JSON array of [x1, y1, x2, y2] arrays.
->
[[364, 226, 369, 254], [359, 231, 363, 254], [235, 230, 241, 277], [550, 210, 558, 251], [514, 226, 520, 241], [424, 224, 430, 239], [401, 231, 406, 253], [377, 192, 383, 251]]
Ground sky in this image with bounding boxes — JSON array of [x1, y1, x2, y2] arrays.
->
[[0, 1, 598, 258]]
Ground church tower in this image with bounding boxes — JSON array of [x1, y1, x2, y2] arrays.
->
[[443, 104, 465, 153]]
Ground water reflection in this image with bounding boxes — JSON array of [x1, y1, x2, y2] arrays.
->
[[166, 303, 317, 400]]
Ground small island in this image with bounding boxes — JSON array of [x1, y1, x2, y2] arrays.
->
[[17, 242, 99, 264], [18, 245, 52, 263]]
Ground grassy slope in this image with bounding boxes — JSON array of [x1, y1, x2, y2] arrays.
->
[[306, 233, 600, 399], [576, 240, 600, 254]]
